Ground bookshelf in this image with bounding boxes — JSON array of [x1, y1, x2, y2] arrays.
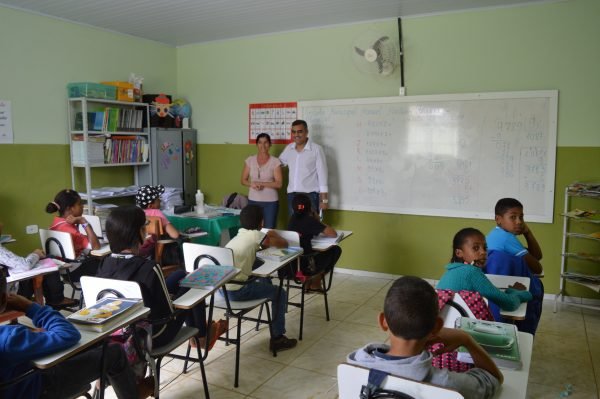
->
[[67, 97, 151, 214], [555, 182, 600, 312]]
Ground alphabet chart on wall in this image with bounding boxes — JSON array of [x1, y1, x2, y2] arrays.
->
[[248, 102, 297, 144]]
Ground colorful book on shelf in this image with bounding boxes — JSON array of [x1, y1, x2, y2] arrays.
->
[[68, 297, 143, 333], [179, 264, 238, 289], [256, 246, 302, 262], [454, 317, 522, 370]]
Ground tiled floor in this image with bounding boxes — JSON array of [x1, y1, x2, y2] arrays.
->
[[99, 272, 600, 399]]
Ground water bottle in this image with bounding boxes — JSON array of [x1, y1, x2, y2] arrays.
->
[[195, 189, 205, 214]]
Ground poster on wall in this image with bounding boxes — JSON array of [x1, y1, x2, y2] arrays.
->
[[248, 102, 297, 144], [0, 100, 14, 144]]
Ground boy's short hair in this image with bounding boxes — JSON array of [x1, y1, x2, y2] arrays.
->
[[495, 198, 523, 216], [240, 205, 263, 230], [384, 276, 439, 340]]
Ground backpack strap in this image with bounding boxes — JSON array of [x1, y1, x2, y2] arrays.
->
[[226, 192, 238, 208], [360, 369, 415, 399]]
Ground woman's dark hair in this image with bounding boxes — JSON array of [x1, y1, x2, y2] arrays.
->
[[291, 193, 312, 217], [255, 133, 272, 145], [45, 189, 81, 216], [106, 206, 146, 253], [450, 227, 485, 262]]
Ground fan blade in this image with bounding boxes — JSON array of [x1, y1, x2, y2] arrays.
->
[[377, 57, 384, 74], [354, 46, 365, 57], [372, 36, 389, 55]]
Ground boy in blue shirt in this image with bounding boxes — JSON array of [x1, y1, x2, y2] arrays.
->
[[485, 198, 544, 334], [0, 271, 148, 398], [347, 276, 502, 399]]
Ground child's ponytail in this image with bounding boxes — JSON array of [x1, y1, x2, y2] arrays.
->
[[46, 189, 81, 216]]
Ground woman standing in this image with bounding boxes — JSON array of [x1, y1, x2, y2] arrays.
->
[[241, 133, 282, 228]]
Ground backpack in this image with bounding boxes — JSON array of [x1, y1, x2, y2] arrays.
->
[[222, 192, 248, 209], [431, 289, 494, 372]]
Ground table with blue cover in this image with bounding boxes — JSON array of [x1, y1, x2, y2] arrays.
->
[[167, 213, 241, 246]]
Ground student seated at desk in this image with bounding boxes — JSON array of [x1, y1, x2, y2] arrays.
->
[[97, 206, 225, 350], [437, 228, 532, 312], [225, 204, 298, 352], [0, 221, 76, 308], [485, 198, 544, 334], [0, 272, 150, 398], [347, 276, 502, 399], [45, 189, 101, 280], [287, 193, 342, 289], [136, 184, 182, 262]]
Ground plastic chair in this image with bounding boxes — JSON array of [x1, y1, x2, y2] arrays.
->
[[337, 363, 464, 399], [39, 229, 82, 307], [145, 216, 181, 277], [182, 242, 273, 388], [80, 276, 210, 399]]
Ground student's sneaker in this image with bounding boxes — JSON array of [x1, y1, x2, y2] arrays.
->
[[269, 335, 298, 352]]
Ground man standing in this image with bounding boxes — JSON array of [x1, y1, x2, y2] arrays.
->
[[279, 120, 329, 215]]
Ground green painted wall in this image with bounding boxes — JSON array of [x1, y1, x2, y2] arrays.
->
[[2, 0, 600, 299], [0, 6, 177, 144], [0, 6, 177, 251], [179, 0, 600, 297]]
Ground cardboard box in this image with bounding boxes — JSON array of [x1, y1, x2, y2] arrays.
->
[[101, 81, 141, 102]]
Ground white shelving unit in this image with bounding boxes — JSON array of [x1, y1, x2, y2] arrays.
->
[[555, 182, 600, 312], [67, 97, 151, 213]]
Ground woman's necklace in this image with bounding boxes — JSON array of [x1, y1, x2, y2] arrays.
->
[[257, 154, 269, 180]]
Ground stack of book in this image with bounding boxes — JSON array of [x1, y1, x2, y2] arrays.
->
[[454, 317, 522, 370], [68, 297, 143, 333]]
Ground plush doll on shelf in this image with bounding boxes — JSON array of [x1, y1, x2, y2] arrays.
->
[[143, 93, 175, 128]]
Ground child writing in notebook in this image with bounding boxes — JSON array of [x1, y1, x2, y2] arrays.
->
[[436, 228, 532, 312], [485, 198, 544, 334], [135, 185, 179, 239], [287, 193, 341, 289]]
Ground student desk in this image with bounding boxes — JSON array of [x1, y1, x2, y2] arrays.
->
[[6, 260, 68, 305], [33, 306, 150, 399], [166, 213, 241, 246], [498, 331, 533, 399], [311, 230, 353, 251], [172, 268, 241, 310], [486, 274, 530, 320]]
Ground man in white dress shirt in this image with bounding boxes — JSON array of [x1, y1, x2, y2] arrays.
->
[[279, 120, 329, 215]]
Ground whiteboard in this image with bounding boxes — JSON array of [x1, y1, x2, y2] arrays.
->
[[298, 91, 558, 223]]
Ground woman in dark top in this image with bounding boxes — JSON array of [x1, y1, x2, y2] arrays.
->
[[287, 194, 342, 289], [96, 205, 206, 347]]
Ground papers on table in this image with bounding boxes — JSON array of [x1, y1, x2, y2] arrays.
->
[[6, 258, 66, 282], [161, 187, 184, 210]]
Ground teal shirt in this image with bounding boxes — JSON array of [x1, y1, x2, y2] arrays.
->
[[437, 262, 532, 311]]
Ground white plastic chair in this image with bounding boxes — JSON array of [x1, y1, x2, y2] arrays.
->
[[39, 229, 81, 305], [182, 242, 273, 388], [337, 363, 464, 399], [80, 276, 210, 399]]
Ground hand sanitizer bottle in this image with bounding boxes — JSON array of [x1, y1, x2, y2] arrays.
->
[[195, 189, 205, 214]]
